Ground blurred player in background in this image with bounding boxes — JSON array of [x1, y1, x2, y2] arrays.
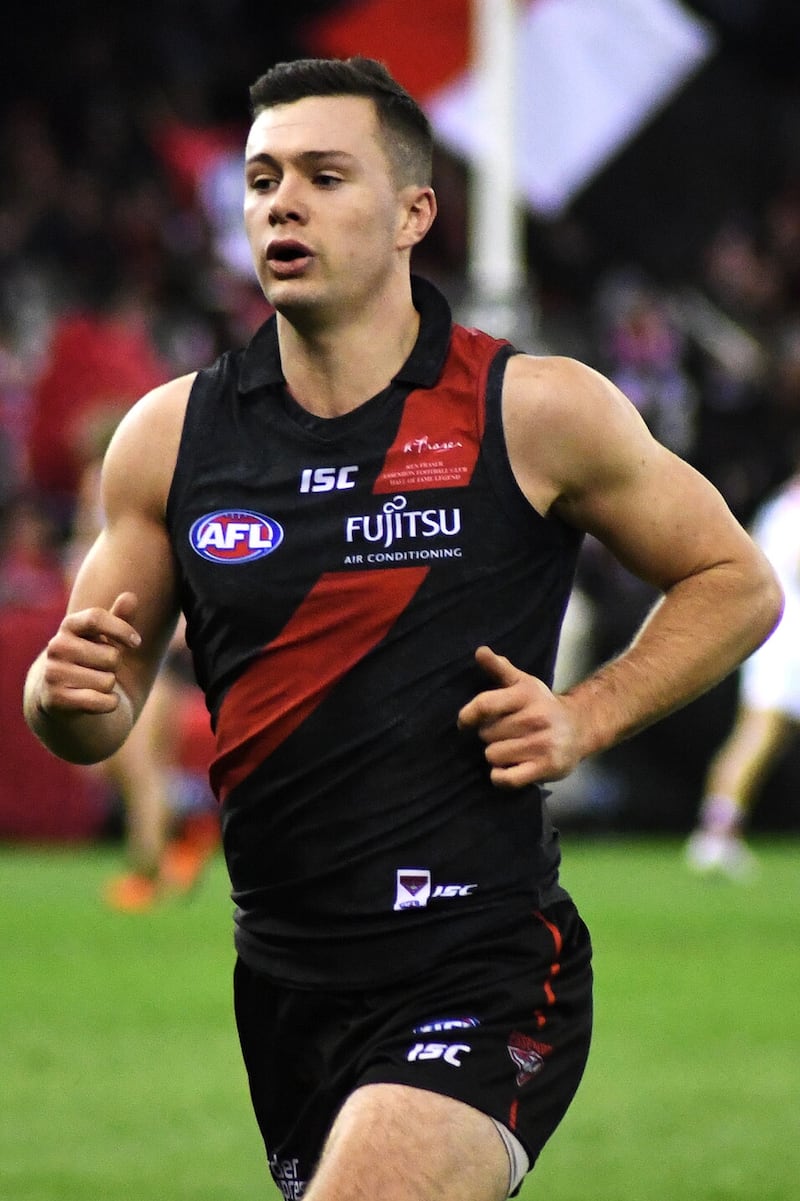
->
[[686, 465, 800, 879]]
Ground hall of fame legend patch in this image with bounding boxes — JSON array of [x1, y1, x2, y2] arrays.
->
[[376, 434, 474, 492]]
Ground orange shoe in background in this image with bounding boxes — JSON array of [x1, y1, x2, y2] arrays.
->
[[159, 813, 219, 895], [103, 871, 159, 913]]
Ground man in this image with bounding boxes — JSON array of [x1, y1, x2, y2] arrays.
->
[[24, 57, 782, 1201], [686, 466, 800, 880]]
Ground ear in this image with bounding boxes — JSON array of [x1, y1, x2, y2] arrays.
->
[[396, 186, 437, 250]]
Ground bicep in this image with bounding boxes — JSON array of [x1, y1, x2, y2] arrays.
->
[[504, 355, 757, 591], [67, 386, 185, 707], [560, 440, 756, 591]]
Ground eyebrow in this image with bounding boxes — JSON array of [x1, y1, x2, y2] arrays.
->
[[244, 149, 358, 171]]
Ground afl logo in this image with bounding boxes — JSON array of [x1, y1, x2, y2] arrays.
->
[[189, 510, 284, 563]]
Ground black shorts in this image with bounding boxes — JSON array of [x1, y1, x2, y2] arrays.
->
[[234, 899, 593, 1199]]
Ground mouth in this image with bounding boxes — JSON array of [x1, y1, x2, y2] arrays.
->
[[266, 240, 314, 277]]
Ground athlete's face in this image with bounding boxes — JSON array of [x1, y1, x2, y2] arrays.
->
[[243, 95, 431, 322]]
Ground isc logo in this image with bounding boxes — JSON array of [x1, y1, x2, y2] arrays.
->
[[189, 510, 284, 563], [431, 884, 477, 899], [406, 1042, 472, 1067], [299, 466, 358, 493]]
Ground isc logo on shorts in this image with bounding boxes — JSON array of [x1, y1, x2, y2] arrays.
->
[[406, 1042, 472, 1067], [189, 510, 284, 563]]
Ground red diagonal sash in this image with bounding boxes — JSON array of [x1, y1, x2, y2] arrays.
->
[[210, 567, 428, 802]]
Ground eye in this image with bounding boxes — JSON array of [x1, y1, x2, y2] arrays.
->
[[250, 175, 278, 192], [315, 173, 343, 188]]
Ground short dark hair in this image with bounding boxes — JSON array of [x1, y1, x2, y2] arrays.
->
[[249, 56, 433, 187]]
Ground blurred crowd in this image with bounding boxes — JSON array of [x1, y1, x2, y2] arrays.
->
[[2, 7, 800, 837]]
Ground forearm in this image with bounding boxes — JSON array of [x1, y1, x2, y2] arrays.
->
[[23, 651, 136, 765], [563, 560, 783, 759]]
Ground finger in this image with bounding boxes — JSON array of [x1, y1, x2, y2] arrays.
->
[[458, 647, 519, 731], [67, 597, 141, 649], [473, 645, 524, 687], [109, 592, 141, 647], [38, 651, 125, 716], [488, 761, 545, 790], [46, 653, 121, 691], [47, 684, 124, 716], [484, 732, 573, 787], [484, 735, 543, 769], [457, 686, 520, 732], [110, 591, 138, 624], [461, 706, 535, 743]]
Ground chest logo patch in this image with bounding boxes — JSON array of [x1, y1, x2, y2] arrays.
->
[[189, 510, 284, 563]]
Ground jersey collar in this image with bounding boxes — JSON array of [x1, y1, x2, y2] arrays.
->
[[238, 275, 452, 396]]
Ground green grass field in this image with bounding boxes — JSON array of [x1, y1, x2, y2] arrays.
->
[[2, 837, 797, 1200]]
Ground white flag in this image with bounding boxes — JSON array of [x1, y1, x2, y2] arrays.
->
[[307, 0, 716, 215]]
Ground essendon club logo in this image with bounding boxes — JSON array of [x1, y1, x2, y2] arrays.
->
[[507, 1032, 553, 1086], [394, 869, 431, 910]]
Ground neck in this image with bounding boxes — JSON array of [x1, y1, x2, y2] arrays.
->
[[276, 277, 419, 418]]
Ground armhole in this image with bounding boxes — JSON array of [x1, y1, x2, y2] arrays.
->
[[482, 345, 543, 526], [482, 347, 584, 557], [165, 364, 218, 533]]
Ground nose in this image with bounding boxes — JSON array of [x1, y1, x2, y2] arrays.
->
[[268, 176, 307, 226]]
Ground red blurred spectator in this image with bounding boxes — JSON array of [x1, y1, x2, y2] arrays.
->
[[27, 292, 171, 512], [0, 490, 66, 609]]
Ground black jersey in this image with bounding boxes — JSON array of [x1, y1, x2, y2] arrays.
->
[[167, 277, 583, 987]]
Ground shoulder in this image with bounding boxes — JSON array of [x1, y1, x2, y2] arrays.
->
[[101, 373, 197, 517], [500, 353, 657, 517], [503, 353, 636, 434]]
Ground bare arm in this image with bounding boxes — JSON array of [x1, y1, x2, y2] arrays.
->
[[23, 375, 194, 764], [458, 355, 784, 787]]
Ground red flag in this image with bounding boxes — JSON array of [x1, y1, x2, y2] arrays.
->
[[305, 0, 471, 101]]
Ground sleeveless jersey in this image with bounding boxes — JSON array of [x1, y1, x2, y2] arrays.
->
[[167, 277, 583, 987]]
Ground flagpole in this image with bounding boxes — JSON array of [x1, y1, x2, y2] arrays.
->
[[465, 0, 538, 346]]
